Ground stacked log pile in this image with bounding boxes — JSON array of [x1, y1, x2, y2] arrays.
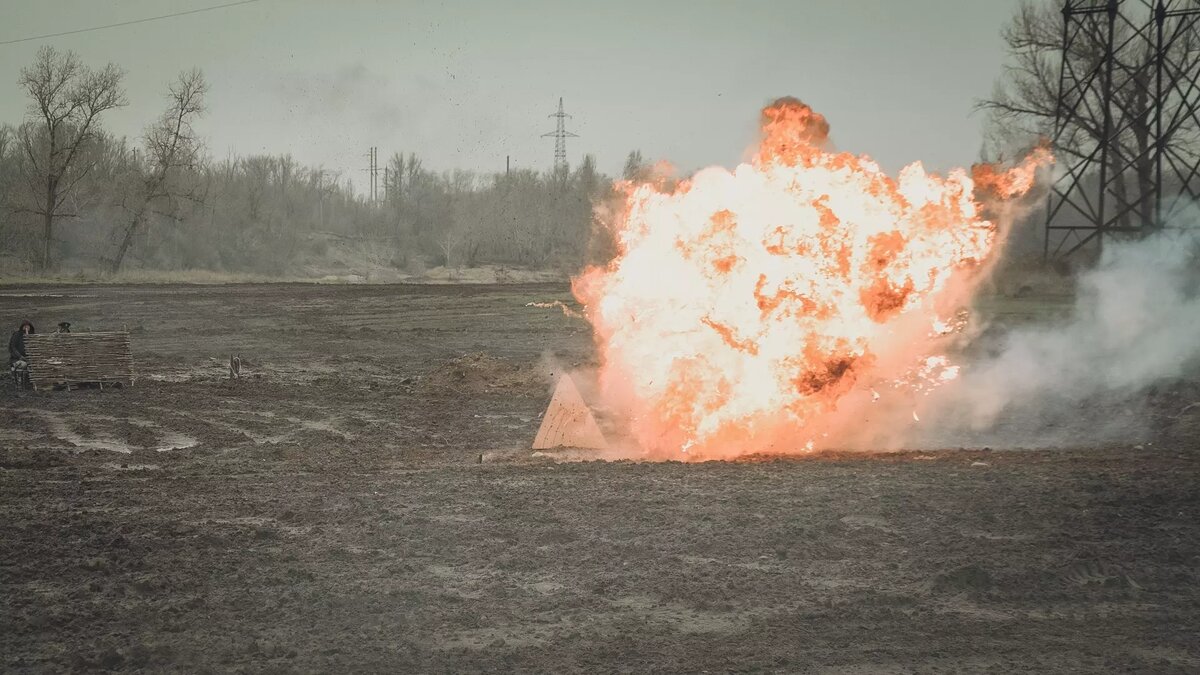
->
[[24, 332, 134, 390]]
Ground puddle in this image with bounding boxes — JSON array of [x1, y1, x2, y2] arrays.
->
[[38, 413, 135, 454], [146, 373, 192, 383], [101, 462, 160, 471], [155, 431, 199, 452], [23, 410, 198, 454], [289, 416, 354, 439], [103, 415, 199, 452]]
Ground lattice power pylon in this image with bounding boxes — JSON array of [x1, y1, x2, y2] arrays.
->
[[542, 97, 579, 172], [1045, 0, 1200, 259]]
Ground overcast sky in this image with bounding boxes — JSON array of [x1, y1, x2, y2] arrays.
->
[[0, 0, 1020, 193]]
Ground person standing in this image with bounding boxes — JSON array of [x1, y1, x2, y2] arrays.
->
[[8, 320, 34, 364], [9, 320, 35, 388]]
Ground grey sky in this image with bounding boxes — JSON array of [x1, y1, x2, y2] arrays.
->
[[1, 0, 1020, 193]]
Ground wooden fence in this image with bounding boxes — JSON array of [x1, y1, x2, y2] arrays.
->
[[23, 332, 134, 390]]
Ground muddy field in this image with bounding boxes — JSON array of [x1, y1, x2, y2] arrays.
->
[[2, 283, 1199, 672]]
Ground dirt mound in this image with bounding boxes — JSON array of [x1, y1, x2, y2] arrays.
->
[[421, 352, 547, 396]]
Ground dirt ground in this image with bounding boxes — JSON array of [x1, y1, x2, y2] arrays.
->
[[1, 283, 1198, 673]]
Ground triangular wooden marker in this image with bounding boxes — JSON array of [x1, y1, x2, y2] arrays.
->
[[532, 374, 608, 450]]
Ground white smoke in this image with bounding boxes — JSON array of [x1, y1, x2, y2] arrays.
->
[[924, 228, 1200, 446]]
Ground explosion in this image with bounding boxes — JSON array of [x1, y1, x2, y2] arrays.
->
[[573, 97, 1050, 460]]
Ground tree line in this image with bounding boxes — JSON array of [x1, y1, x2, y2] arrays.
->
[[7, 2, 1189, 276], [0, 47, 640, 277]]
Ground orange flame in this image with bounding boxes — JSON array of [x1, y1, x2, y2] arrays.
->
[[574, 98, 1051, 460]]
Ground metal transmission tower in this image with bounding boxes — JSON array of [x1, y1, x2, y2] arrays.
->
[[1045, 0, 1200, 259], [542, 97, 578, 171]]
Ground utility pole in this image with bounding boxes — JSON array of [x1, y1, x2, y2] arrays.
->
[[364, 146, 378, 202], [542, 98, 579, 172]]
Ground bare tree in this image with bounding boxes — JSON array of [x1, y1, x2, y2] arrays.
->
[[0, 125, 12, 162], [0, 124, 14, 208], [622, 149, 648, 181], [437, 224, 464, 267], [110, 69, 208, 272], [386, 152, 405, 204], [17, 46, 125, 269], [0, 124, 18, 255]]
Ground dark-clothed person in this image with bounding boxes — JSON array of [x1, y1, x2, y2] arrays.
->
[[9, 320, 34, 364]]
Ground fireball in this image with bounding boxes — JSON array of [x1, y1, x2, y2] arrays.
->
[[573, 97, 1049, 460]]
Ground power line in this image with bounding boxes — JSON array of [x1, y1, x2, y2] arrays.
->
[[0, 0, 267, 46]]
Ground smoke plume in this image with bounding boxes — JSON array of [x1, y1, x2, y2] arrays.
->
[[923, 227, 1200, 447]]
